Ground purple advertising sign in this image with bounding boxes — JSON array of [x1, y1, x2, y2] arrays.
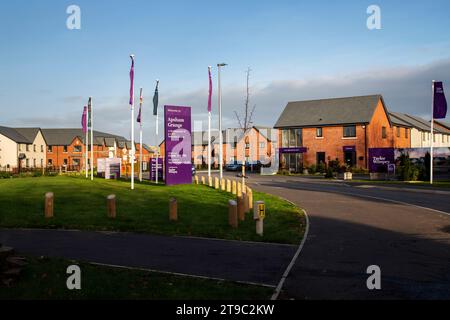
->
[[279, 147, 308, 154], [343, 146, 356, 152], [164, 105, 192, 185], [150, 157, 164, 181], [368, 148, 395, 173]]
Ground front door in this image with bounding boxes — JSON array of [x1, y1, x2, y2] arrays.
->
[[316, 152, 326, 166], [344, 151, 356, 167]]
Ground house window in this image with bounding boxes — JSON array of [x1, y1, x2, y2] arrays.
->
[[382, 127, 387, 139], [316, 127, 323, 138], [33, 159, 36, 167], [26, 159, 29, 168], [63, 159, 68, 166], [282, 129, 302, 147], [259, 142, 265, 149], [343, 126, 356, 138], [40, 159, 43, 167], [47, 146, 53, 153], [396, 127, 400, 137], [405, 129, 409, 139], [33, 144, 36, 152], [26, 145, 30, 152], [74, 145, 82, 152], [19, 144, 22, 152], [41, 145, 44, 152], [63, 146, 68, 153], [73, 159, 80, 166], [48, 159, 53, 166], [433, 134, 436, 143]]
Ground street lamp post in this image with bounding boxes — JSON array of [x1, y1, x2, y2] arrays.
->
[[217, 63, 227, 180]]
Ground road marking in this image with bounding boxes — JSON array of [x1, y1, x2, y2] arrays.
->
[[280, 181, 450, 217], [89, 262, 276, 288], [271, 207, 310, 300]]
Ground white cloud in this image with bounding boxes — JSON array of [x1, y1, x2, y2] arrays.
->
[[7, 58, 450, 145]]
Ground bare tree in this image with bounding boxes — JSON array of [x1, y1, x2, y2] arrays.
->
[[234, 67, 256, 179]]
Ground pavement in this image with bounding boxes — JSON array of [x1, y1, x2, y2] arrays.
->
[[0, 229, 296, 287], [237, 173, 450, 299]]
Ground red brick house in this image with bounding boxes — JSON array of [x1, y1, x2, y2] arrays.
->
[[274, 95, 405, 172]]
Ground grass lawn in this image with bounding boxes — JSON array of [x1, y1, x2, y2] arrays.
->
[[0, 176, 305, 244], [0, 256, 272, 300]]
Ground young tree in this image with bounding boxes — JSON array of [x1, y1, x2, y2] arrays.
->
[[234, 67, 256, 186]]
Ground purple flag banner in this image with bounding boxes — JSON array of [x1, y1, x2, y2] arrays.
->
[[81, 106, 87, 133], [129, 56, 135, 106], [208, 67, 212, 112], [433, 81, 447, 119], [137, 87, 143, 123], [164, 105, 192, 185]]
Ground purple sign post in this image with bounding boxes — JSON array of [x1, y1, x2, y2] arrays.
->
[[164, 105, 192, 185], [150, 157, 164, 181]]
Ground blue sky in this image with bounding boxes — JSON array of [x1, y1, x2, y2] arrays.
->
[[1, 0, 449, 144]]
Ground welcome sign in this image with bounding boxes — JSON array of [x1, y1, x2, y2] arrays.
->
[[164, 105, 192, 185]]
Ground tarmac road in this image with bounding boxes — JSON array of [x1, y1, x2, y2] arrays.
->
[[239, 173, 450, 299]]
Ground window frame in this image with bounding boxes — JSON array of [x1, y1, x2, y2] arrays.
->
[[343, 125, 356, 138]]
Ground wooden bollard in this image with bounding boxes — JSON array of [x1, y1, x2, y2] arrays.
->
[[243, 192, 250, 213], [44, 192, 54, 218], [237, 196, 245, 221], [226, 179, 231, 193], [221, 179, 226, 191], [169, 198, 178, 221], [201, 176, 206, 185], [194, 175, 199, 185], [237, 182, 242, 197], [208, 176, 213, 187], [107, 194, 116, 219], [214, 177, 219, 189], [228, 200, 238, 228], [232, 181, 237, 195]]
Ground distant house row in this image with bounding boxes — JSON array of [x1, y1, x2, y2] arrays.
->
[[0, 127, 154, 171]]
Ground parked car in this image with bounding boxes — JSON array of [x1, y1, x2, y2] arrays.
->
[[192, 164, 196, 176], [225, 163, 241, 171]]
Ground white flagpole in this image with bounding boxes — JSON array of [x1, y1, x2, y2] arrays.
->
[[130, 55, 135, 190], [155, 109, 159, 184], [85, 106, 89, 178], [431, 80, 435, 185], [208, 111, 211, 177], [139, 87, 143, 182], [90, 97, 94, 181]]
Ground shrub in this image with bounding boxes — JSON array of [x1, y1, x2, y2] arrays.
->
[[325, 167, 334, 178], [308, 165, 317, 174], [0, 172, 12, 179]]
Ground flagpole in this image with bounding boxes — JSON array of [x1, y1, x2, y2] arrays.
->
[[85, 107, 89, 178], [156, 109, 159, 184], [155, 80, 159, 185], [90, 97, 94, 181], [139, 87, 143, 182], [431, 80, 435, 185], [129, 55, 135, 190], [208, 111, 211, 177]]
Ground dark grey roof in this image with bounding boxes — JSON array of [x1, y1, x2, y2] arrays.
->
[[104, 137, 116, 147], [13, 128, 41, 143], [274, 95, 384, 128], [142, 144, 154, 153], [41, 129, 127, 146], [125, 141, 134, 149], [388, 113, 413, 128], [435, 120, 450, 130], [389, 113, 447, 134], [0, 126, 31, 144]]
